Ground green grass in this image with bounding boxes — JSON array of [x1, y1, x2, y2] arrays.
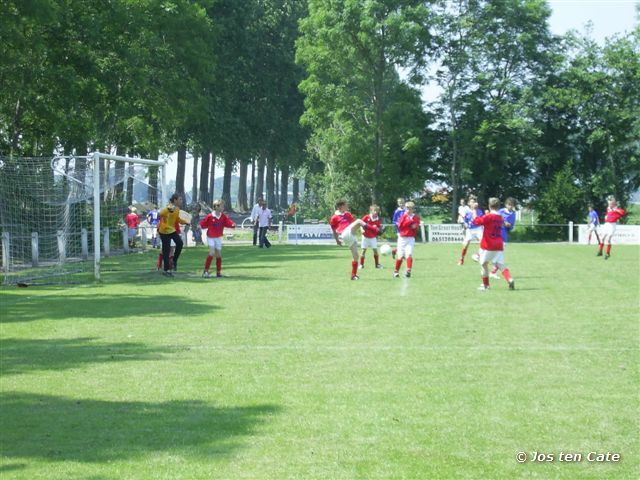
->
[[1, 243, 638, 479]]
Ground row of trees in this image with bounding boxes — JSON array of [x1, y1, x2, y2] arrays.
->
[[2, 0, 638, 221]]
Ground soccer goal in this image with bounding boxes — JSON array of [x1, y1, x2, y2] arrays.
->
[[0, 152, 166, 285]]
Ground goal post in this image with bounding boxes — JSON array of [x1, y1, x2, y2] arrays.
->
[[90, 152, 166, 280]]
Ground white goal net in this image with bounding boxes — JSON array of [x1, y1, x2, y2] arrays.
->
[[0, 154, 165, 285]]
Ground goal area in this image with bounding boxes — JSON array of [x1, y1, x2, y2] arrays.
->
[[0, 153, 166, 285]]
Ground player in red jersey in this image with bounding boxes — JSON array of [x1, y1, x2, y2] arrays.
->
[[125, 207, 140, 248], [393, 201, 420, 278], [472, 197, 515, 291], [597, 196, 626, 260], [200, 199, 236, 278], [330, 200, 366, 280], [359, 204, 383, 269]]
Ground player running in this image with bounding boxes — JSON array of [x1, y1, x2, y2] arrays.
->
[[393, 201, 420, 278], [200, 199, 236, 278], [587, 205, 600, 245], [473, 197, 515, 291], [458, 196, 483, 265], [391, 198, 405, 259], [597, 197, 625, 260], [359, 204, 383, 269], [330, 200, 366, 281], [490, 197, 516, 279]]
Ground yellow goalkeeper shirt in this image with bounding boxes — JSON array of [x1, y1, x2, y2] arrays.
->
[[159, 206, 181, 234]]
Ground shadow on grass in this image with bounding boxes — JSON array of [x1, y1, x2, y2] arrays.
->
[[0, 392, 280, 463], [1, 294, 218, 323], [0, 337, 176, 375]]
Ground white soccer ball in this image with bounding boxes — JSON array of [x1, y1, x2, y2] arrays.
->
[[380, 244, 392, 256], [341, 230, 355, 245]]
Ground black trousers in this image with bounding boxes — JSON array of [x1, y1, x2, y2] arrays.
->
[[259, 226, 271, 248], [253, 222, 259, 245], [160, 231, 183, 271]]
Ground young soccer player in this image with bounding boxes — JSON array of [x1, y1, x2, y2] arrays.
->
[[158, 194, 185, 276], [587, 205, 600, 245], [490, 197, 516, 279], [157, 220, 182, 271], [473, 197, 514, 291], [147, 205, 160, 248], [200, 199, 236, 278], [125, 207, 140, 248], [359, 204, 383, 269], [394, 201, 420, 278], [458, 196, 483, 265], [330, 200, 366, 280], [597, 197, 625, 259], [457, 198, 470, 233], [391, 198, 405, 259]]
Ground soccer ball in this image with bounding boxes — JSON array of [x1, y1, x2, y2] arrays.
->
[[380, 244, 392, 256], [340, 230, 355, 245]]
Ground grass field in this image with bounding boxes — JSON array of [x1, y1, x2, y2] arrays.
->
[[1, 243, 638, 479]]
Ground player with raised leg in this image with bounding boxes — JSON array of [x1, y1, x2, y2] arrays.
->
[[490, 197, 516, 279], [393, 201, 420, 278], [597, 196, 625, 260], [330, 200, 366, 280], [473, 197, 514, 291], [458, 196, 483, 265]]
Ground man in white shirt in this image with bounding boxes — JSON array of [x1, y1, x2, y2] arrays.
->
[[257, 201, 273, 248], [250, 196, 264, 246]]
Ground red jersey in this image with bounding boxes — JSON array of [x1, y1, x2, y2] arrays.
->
[[200, 212, 235, 238], [329, 211, 355, 233], [398, 212, 420, 237], [473, 212, 504, 251], [361, 214, 381, 238], [125, 213, 140, 228], [605, 207, 625, 223]]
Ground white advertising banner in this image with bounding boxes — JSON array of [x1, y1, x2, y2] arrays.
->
[[428, 224, 465, 243], [578, 224, 640, 245], [287, 224, 336, 244]]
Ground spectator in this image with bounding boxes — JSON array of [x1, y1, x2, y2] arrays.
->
[[257, 200, 273, 248], [250, 196, 264, 246]]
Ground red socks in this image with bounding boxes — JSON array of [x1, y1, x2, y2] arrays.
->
[[598, 243, 604, 253], [359, 256, 365, 266], [407, 257, 413, 270], [351, 261, 358, 277], [216, 257, 222, 274], [606, 244, 611, 255], [482, 276, 489, 288], [395, 258, 403, 271], [502, 268, 512, 283], [461, 247, 467, 260], [204, 255, 213, 272], [156, 254, 162, 269], [374, 254, 379, 266]]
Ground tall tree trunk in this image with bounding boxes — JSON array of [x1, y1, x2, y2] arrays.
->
[[199, 151, 210, 204], [266, 157, 276, 209], [249, 159, 256, 205], [209, 153, 216, 202], [175, 146, 187, 197], [275, 168, 280, 208], [115, 160, 125, 196], [237, 160, 248, 212], [222, 157, 234, 209], [280, 164, 289, 208], [126, 163, 134, 205], [149, 166, 159, 205], [292, 177, 299, 203], [191, 152, 199, 204], [256, 156, 266, 202]]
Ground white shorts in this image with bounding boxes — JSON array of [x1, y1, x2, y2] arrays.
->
[[464, 227, 483, 243], [396, 236, 415, 258], [339, 221, 361, 246], [207, 237, 223, 251], [588, 223, 598, 232], [361, 236, 378, 249], [479, 249, 504, 266], [602, 222, 616, 237]]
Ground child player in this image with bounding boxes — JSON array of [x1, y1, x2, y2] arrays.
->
[[597, 196, 625, 260], [156, 220, 182, 271], [458, 196, 483, 265], [587, 205, 600, 245], [359, 204, 383, 269], [330, 200, 366, 280], [473, 197, 515, 291], [200, 199, 236, 278], [490, 197, 516, 279], [391, 198, 405, 258], [394, 201, 420, 278]]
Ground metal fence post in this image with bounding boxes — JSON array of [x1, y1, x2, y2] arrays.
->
[[568, 221, 574, 242], [81, 228, 88, 260], [103, 227, 110, 257], [57, 230, 66, 264], [2, 231, 10, 273], [123, 227, 129, 253], [31, 232, 39, 267]]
